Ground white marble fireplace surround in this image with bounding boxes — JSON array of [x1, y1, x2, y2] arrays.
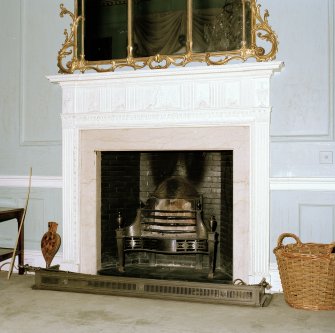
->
[[48, 61, 284, 289]]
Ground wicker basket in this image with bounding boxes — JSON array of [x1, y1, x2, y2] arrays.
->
[[273, 233, 335, 310]]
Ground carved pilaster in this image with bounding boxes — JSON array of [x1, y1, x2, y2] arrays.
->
[[249, 119, 271, 283]]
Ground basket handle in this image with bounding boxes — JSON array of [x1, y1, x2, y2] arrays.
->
[[277, 233, 302, 247]]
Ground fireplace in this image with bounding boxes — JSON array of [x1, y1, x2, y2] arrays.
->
[[100, 150, 233, 279], [48, 61, 284, 287]]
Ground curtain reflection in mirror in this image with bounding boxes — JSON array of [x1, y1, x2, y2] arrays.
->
[[81, 0, 251, 61], [133, 0, 187, 57], [132, 0, 249, 57], [193, 0, 245, 53]]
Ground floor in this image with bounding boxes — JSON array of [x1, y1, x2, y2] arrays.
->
[[0, 272, 334, 333]]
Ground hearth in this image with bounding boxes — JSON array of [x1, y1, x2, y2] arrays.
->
[[100, 150, 232, 281]]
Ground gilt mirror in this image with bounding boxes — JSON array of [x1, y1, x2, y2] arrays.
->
[[58, 0, 278, 73]]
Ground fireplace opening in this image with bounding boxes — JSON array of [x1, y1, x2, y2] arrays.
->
[[100, 150, 233, 282]]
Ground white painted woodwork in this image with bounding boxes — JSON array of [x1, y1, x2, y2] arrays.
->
[[49, 62, 284, 288]]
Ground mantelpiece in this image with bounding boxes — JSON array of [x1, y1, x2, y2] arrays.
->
[[48, 61, 284, 288]]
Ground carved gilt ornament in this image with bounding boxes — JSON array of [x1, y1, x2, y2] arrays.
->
[[57, 0, 278, 74]]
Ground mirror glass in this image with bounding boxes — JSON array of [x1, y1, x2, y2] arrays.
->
[[192, 0, 251, 53], [80, 0, 250, 60], [133, 0, 187, 58], [84, 0, 128, 61]]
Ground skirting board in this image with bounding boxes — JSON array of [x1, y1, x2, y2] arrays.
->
[[0, 250, 63, 274]]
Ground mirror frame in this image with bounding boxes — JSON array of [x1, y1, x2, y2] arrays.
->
[[57, 0, 278, 74]]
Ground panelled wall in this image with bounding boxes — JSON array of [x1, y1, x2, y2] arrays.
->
[[0, 0, 334, 281], [0, 0, 68, 268], [265, 0, 335, 285]]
